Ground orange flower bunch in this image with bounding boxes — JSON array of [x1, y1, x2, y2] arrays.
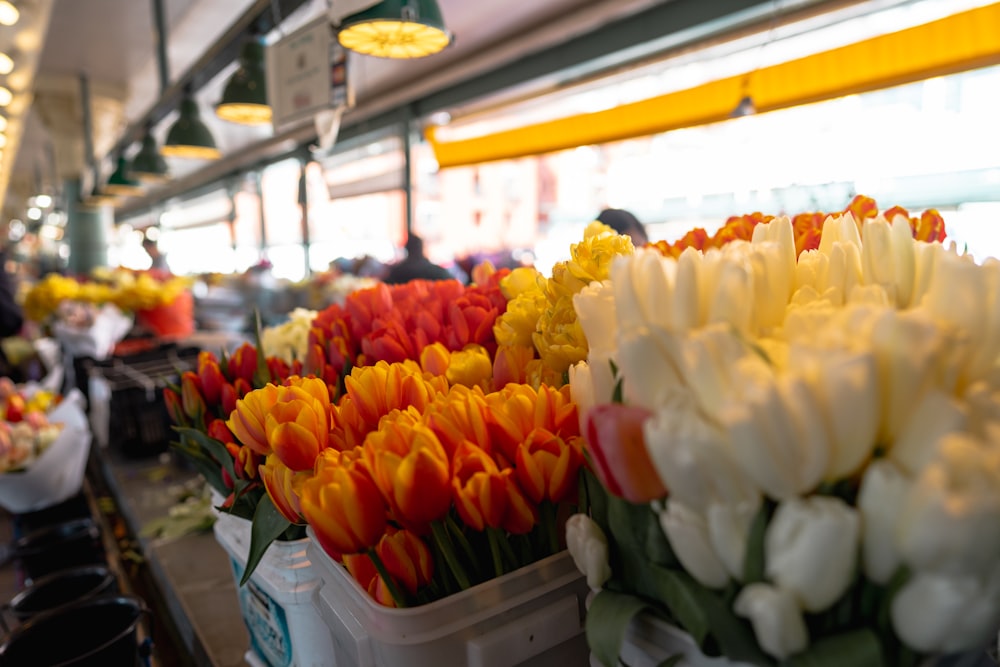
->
[[304, 275, 510, 399], [290, 373, 584, 607], [650, 195, 948, 258]]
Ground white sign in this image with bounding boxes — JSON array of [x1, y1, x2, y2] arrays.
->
[[266, 15, 353, 133]]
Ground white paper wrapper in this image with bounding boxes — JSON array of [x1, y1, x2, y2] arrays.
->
[[0, 390, 92, 514], [53, 304, 133, 361]]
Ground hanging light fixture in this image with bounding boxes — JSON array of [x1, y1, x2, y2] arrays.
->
[[161, 90, 221, 160], [102, 155, 144, 197], [130, 125, 170, 183], [0, 2, 18, 27], [338, 0, 452, 59], [216, 37, 271, 125]]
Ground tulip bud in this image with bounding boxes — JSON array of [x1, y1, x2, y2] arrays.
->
[[586, 403, 666, 504], [660, 501, 729, 589], [857, 459, 909, 584], [163, 387, 187, 427], [565, 514, 611, 591], [514, 428, 581, 504], [197, 352, 226, 406], [220, 382, 238, 420], [377, 528, 434, 595], [734, 583, 809, 660], [301, 460, 387, 556], [765, 496, 859, 612], [227, 384, 280, 456], [180, 372, 206, 424]]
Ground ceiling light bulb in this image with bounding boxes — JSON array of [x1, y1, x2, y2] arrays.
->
[[0, 2, 18, 27], [0, 134, 8, 149], [26, 207, 41, 221], [0, 53, 14, 76], [0, 116, 7, 133], [0, 87, 12, 107]]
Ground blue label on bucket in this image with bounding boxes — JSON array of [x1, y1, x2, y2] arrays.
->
[[230, 558, 292, 667]]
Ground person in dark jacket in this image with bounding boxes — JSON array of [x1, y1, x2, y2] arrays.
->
[[0, 249, 24, 379], [383, 234, 454, 285]]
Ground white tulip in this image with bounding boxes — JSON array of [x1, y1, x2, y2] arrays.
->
[[818, 212, 862, 257], [765, 496, 860, 612], [897, 434, 1000, 578], [568, 361, 596, 435], [857, 459, 911, 584], [794, 249, 830, 294], [659, 501, 729, 589], [748, 243, 794, 332], [611, 250, 676, 334], [910, 241, 944, 310], [733, 583, 809, 660], [616, 328, 683, 411], [826, 242, 863, 306], [891, 565, 1000, 654], [891, 389, 967, 475], [890, 216, 916, 308], [706, 254, 755, 334], [565, 514, 612, 591], [861, 218, 898, 303], [672, 248, 703, 332], [573, 280, 617, 357], [707, 498, 761, 580], [720, 374, 829, 500], [644, 395, 759, 513]]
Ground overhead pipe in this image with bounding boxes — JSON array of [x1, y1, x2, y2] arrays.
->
[[151, 0, 170, 94], [78, 73, 99, 199]]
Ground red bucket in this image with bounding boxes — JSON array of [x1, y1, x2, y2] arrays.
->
[[135, 290, 194, 339]]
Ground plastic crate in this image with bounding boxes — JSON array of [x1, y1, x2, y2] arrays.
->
[[83, 344, 200, 459]]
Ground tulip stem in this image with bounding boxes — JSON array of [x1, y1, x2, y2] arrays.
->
[[486, 527, 505, 578], [496, 528, 519, 570], [367, 549, 407, 608], [446, 515, 481, 580], [431, 521, 471, 590], [541, 501, 559, 556]]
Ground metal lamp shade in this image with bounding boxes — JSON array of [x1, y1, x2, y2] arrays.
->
[[130, 132, 170, 183], [102, 157, 144, 197], [338, 0, 451, 59], [216, 41, 271, 125], [162, 97, 221, 160]]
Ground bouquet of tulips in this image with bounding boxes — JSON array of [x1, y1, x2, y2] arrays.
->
[[567, 199, 1000, 666]]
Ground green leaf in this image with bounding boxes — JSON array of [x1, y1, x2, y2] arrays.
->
[[586, 589, 650, 667], [584, 467, 610, 531], [252, 309, 271, 388], [170, 438, 227, 495], [657, 656, 683, 667], [240, 495, 291, 586], [743, 502, 771, 584], [784, 630, 884, 667], [174, 426, 237, 488]]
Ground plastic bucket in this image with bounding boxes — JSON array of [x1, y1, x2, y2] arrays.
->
[[12, 492, 92, 537], [0, 595, 147, 667], [8, 566, 118, 623], [12, 518, 104, 582]]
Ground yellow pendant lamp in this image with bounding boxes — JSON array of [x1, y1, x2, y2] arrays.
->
[[338, 0, 452, 59]]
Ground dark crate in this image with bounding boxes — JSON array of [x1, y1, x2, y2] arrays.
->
[[83, 344, 200, 459]]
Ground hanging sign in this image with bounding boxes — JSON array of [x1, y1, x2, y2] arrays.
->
[[266, 15, 353, 133]]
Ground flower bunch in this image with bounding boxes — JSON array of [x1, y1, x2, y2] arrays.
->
[[570, 204, 997, 666], [650, 194, 947, 259], [23, 269, 192, 323], [261, 308, 319, 365], [256, 361, 585, 607], [298, 270, 379, 310], [493, 222, 635, 386], [0, 379, 63, 472]]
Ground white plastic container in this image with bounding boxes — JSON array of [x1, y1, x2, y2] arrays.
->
[[307, 527, 590, 667], [213, 513, 336, 667]]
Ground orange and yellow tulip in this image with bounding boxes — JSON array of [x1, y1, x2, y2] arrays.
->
[[180, 371, 206, 424], [377, 528, 434, 595], [227, 383, 280, 456], [260, 454, 307, 524], [514, 428, 582, 504], [452, 442, 507, 531], [301, 458, 386, 556], [197, 351, 227, 406], [265, 377, 330, 471], [501, 470, 538, 535]]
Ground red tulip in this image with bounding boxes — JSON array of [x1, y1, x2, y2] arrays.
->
[[180, 371, 206, 424], [197, 352, 226, 406], [163, 387, 187, 426], [585, 403, 667, 504]]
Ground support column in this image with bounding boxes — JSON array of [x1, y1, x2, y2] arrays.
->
[[65, 180, 112, 275]]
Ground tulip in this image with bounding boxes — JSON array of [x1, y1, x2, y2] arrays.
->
[[659, 501, 729, 589], [565, 514, 611, 591], [452, 442, 507, 531], [197, 351, 226, 407], [891, 566, 1000, 654], [206, 418, 235, 445], [765, 496, 859, 612], [343, 553, 399, 607], [586, 403, 666, 504], [163, 387, 186, 427], [514, 428, 582, 504], [226, 383, 280, 456], [180, 371, 206, 423], [228, 342, 260, 386], [446, 345, 493, 389], [492, 344, 534, 388], [707, 498, 761, 581], [733, 583, 809, 660], [265, 378, 331, 471], [419, 342, 450, 378], [857, 459, 909, 584], [220, 382, 239, 420], [365, 421, 452, 528], [260, 454, 306, 524], [896, 434, 1000, 578], [891, 389, 967, 475], [573, 280, 617, 356], [377, 528, 434, 595], [501, 470, 538, 534], [301, 459, 387, 556], [643, 394, 756, 511]]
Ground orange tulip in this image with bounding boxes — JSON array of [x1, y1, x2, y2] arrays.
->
[[227, 383, 280, 456], [364, 420, 451, 528], [452, 442, 507, 531], [197, 351, 227, 406], [514, 428, 582, 504], [301, 457, 386, 556], [492, 345, 535, 388], [206, 418, 235, 445], [260, 454, 307, 524], [485, 384, 580, 463], [419, 342, 450, 378], [228, 342, 260, 386], [501, 470, 538, 535], [180, 371, 206, 423], [423, 385, 490, 457], [220, 382, 239, 419], [163, 387, 186, 426], [265, 377, 331, 471], [376, 528, 434, 595], [343, 553, 399, 608], [343, 361, 448, 433]]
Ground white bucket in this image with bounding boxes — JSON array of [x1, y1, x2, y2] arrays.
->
[[213, 513, 335, 667], [307, 527, 590, 667]]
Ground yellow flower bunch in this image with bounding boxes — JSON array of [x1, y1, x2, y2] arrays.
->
[[23, 274, 84, 322], [23, 270, 193, 323], [109, 272, 191, 312]]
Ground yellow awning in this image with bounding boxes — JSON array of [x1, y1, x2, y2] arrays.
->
[[427, 2, 1000, 168]]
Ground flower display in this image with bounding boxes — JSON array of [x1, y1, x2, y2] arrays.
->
[[569, 200, 1000, 666], [0, 380, 63, 472], [24, 269, 192, 323], [261, 308, 319, 365]]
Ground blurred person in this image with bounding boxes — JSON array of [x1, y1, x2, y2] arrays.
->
[[384, 234, 453, 285], [142, 236, 169, 272], [597, 208, 649, 246], [0, 246, 24, 379]]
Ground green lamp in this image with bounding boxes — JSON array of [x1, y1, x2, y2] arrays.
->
[[217, 39, 272, 125], [338, 0, 452, 59], [102, 156, 144, 197], [130, 127, 170, 183], [162, 92, 221, 160]]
